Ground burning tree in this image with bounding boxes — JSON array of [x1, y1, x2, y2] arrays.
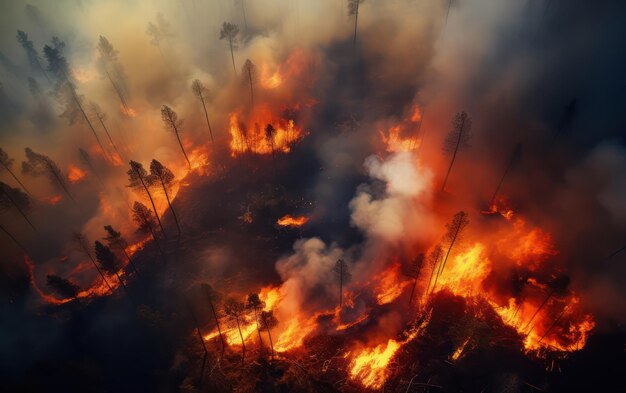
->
[[488, 143, 522, 208], [247, 293, 265, 349], [0, 182, 36, 232], [94, 240, 129, 296], [219, 22, 240, 73], [16, 30, 49, 82], [22, 147, 74, 201], [432, 211, 470, 292], [131, 201, 163, 255], [424, 245, 443, 299], [89, 102, 123, 161], [241, 59, 258, 108], [95, 35, 130, 114], [160, 105, 191, 169], [191, 79, 214, 142], [46, 274, 79, 299], [72, 232, 113, 292], [523, 274, 571, 332], [43, 37, 108, 160], [202, 284, 226, 353], [334, 258, 351, 308], [259, 310, 278, 359], [408, 253, 425, 305], [103, 225, 137, 274], [224, 298, 247, 360], [149, 159, 181, 236], [127, 161, 166, 237], [0, 148, 32, 196], [348, 0, 363, 46], [441, 111, 472, 192]]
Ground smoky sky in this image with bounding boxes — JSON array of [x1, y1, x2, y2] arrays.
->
[[0, 0, 626, 388]]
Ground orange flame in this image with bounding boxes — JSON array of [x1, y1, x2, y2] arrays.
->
[[374, 261, 411, 305], [276, 214, 309, 227], [67, 164, 87, 183]]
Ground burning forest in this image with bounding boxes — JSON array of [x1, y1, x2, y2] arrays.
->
[[0, 1, 625, 392]]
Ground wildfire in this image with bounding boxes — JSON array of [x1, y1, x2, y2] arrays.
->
[[374, 261, 411, 305], [350, 339, 401, 389], [228, 106, 306, 156], [379, 105, 423, 153], [122, 104, 138, 117], [67, 164, 87, 183], [276, 214, 309, 227]]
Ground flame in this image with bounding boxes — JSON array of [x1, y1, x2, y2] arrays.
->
[[67, 164, 87, 183], [379, 105, 423, 152], [451, 337, 471, 361], [228, 106, 306, 156], [261, 66, 283, 89], [350, 339, 401, 389], [374, 261, 411, 305], [42, 195, 63, 205], [276, 214, 309, 227]]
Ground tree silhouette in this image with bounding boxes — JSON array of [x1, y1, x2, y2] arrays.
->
[[202, 284, 226, 353], [191, 80, 214, 142], [408, 253, 425, 305], [161, 105, 191, 169], [219, 22, 240, 73], [72, 232, 113, 292], [441, 111, 472, 192], [348, 0, 363, 47], [186, 302, 208, 387], [265, 124, 276, 168], [89, 102, 123, 161], [22, 147, 73, 201], [146, 13, 174, 63], [78, 148, 105, 188], [224, 298, 247, 360], [260, 310, 278, 359], [94, 240, 130, 296], [241, 59, 257, 108], [128, 161, 166, 237], [0, 224, 28, 253], [0, 147, 32, 196], [46, 274, 79, 299], [103, 225, 138, 274], [489, 143, 522, 208], [432, 211, 469, 292], [235, 0, 248, 32], [424, 245, 443, 299], [0, 182, 36, 231], [149, 159, 181, 236], [131, 201, 163, 255], [334, 258, 351, 308], [247, 293, 265, 349], [16, 30, 49, 82], [95, 35, 130, 114], [43, 38, 108, 160]]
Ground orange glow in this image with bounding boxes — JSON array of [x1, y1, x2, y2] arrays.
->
[[276, 214, 309, 227], [451, 337, 471, 361], [379, 105, 423, 152], [349, 339, 400, 389], [374, 261, 411, 305], [228, 106, 306, 156], [71, 68, 95, 83], [42, 195, 63, 205], [122, 105, 138, 117], [67, 164, 87, 183]]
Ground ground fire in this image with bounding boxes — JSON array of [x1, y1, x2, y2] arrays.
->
[[1, 1, 624, 392]]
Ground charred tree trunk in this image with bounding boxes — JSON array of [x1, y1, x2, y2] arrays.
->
[[159, 178, 181, 237], [206, 295, 226, 354], [198, 94, 214, 142], [172, 123, 192, 169], [353, 1, 360, 47], [432, 223, 462, 293], [1, 162, 33, 197], [441, 116, 466, 192], [235, 315, 246, 361], [134, 167, 166, 238], [229, 38, 236, 73], [79, 242, 113, 292], [95, 112, 123, 161], [3, 188, 37, 232], [0, 224, 28, 254]]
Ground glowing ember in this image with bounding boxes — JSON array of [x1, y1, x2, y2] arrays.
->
[[276, 214, 309, 227], [67, 164, 87, 183]]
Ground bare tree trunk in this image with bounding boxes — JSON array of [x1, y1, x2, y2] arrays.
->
[[95, 112, 123, 161], [122, 248, 139, 274], [160, 178, 181, 237], [0, 224, 28, 253], [264, 321, 274, 360], [229, 39, 237, 73], [208, 297, 226, 353], [79, 243, 113, 292], [432, 223, 462, 293], [1, 163, 33, 196], [235, 315, 246, 362], [247, 67, 254, 108], [409, 276, 418, 305], [523, 290, 554, 332], [199, 95, 214, 142], [172, 124, 192, 169], [253, 307, 264, 350], [441, 116, 466, 192], [46, 161, 74, 202], [134, 167, 167, 237], [3, 188, 37, 232], [353, 1, 360, 47], [188, 304, 209, 388], [103, 67, 129, 115]]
